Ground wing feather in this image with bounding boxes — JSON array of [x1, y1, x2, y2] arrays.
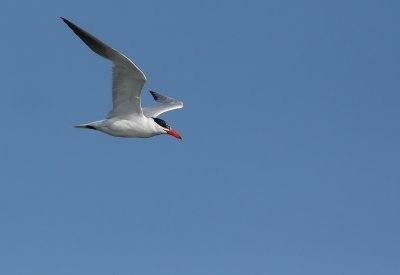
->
[[143, 91, 183, 118], [61, 17, 146, 118]]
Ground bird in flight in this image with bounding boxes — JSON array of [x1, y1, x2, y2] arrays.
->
[[61, 17, 183, 139]]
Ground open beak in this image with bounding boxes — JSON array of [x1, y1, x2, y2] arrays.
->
[[166, 129, 182, 140]]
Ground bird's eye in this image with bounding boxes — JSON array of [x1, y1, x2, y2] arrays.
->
[[152, 117, 171, 129]]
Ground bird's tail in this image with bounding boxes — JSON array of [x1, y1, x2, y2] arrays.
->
[[73, 124, 97, 130]]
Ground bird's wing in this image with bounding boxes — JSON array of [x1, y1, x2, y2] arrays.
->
[[143, 91, 183, 118], [61, 17, 147, 118]]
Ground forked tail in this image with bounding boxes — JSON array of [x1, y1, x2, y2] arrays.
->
[[73, 124, 97, 130]]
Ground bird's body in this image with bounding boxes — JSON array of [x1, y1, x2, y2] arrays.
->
[[62, 18, 183, 140], [75, 117, 164, 138]]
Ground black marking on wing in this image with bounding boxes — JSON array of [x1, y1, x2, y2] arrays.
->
[[150, 91, 162, 101], [61, 17, 113, 60], [149, 91, 177, 104]]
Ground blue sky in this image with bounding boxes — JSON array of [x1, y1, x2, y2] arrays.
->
[[0, 0, 399, 274]]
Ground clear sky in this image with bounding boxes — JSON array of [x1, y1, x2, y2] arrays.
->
[[0, 0, 399, 274]]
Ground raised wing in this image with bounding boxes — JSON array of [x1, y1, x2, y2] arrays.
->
[[61, 17, 147, 118], [143, 91, 183, 118]]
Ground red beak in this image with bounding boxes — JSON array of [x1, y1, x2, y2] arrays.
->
[[166, 129, 182, 140]]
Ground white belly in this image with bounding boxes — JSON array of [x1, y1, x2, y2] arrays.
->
[[96, 118, 161, 138]]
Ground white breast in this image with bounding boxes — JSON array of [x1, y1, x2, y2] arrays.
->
[[97, 117, 162, 138]]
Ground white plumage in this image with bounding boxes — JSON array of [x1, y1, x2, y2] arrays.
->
[[62, 17, 183, 139]]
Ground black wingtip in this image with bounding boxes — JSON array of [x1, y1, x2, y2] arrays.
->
[[149, 90, 160, 100], [60, 17, 75, 29]]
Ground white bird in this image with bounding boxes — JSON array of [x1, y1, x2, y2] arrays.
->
[[61, 17, 183, 139]]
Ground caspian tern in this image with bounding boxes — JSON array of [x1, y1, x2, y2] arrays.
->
[[61, 18, 183, 139]]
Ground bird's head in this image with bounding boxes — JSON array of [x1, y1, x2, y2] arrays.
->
[[152, 117, 182, 140]]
